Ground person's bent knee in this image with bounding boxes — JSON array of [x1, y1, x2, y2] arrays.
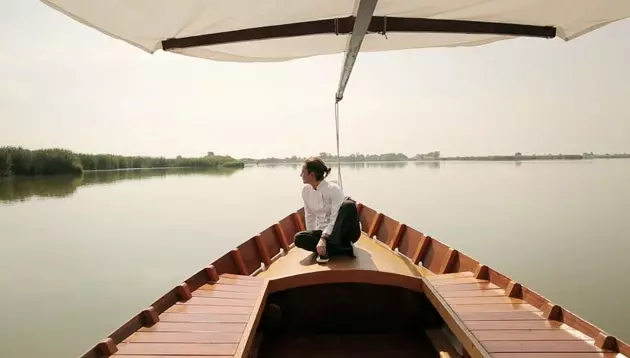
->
[[339, 200, 357, 214], [294, 231, 308, 248]]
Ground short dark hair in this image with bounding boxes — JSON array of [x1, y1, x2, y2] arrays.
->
[[304, 157, 331, 181]]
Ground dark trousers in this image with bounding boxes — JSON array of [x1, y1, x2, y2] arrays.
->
[[294, 197, 361, 256]]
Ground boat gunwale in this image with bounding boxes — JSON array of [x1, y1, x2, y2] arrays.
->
[[80, 202, 630, 358]]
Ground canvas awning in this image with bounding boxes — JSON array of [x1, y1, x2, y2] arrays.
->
[[41, 0, 630, 63]]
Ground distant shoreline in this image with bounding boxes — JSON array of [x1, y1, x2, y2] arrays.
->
[[1, 146, 244, 178], [243, 154, 630, 165]]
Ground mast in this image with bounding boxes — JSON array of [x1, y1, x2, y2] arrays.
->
[[332, 0, 378, 189], [335, 0, 379, 103]]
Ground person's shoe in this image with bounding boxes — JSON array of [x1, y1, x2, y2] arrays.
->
[[316, 254, 330, 264]]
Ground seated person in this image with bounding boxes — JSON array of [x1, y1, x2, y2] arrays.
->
[[294, 157, 361, 263]]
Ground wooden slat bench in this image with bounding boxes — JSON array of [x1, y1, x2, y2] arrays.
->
[[110, 274, 268, 358], [422, 272, 624, 358]]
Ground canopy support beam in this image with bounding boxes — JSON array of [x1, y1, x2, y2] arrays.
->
[[161, 17, 556, 51], [335, 0, 379, 103]]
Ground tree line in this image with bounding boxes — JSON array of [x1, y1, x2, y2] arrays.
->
[[241, 152, 410, 164], [0, 147, 244, 177]]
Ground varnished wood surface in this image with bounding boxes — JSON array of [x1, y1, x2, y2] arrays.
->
[[82, 203, 629, 358], [111, 274, 268, 358], [424, 275, 624, 357], [256, 234, 431, 279]]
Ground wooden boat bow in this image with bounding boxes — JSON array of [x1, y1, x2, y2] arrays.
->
[[80, 201, 630, 358]]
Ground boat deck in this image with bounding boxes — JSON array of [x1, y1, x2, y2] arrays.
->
[[256, 234, 431, 279], [424, 272, 624, 357], [81, 203, 629, 358], [102, 274, 268, 358]]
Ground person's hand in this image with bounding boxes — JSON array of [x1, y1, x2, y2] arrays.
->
[[316, 238, 327, 256]]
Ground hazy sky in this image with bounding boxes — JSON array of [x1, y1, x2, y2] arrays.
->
[[1, 1, 629, 158]]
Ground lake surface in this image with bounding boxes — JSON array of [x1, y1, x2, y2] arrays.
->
[[1, 160, 629, 357]]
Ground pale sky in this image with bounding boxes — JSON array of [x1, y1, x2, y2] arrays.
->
[[1, 1, 629, 159]]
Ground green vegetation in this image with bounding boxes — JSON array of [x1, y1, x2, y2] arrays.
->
[[241, 152, 410, 164], [0, 147, 244, 177], [242, 151, 630, 164]]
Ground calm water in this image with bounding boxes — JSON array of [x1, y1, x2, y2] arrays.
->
[[1, 161, 629, 357]]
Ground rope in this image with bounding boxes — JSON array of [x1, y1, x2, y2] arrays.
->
[[334, 99, 343, 190]]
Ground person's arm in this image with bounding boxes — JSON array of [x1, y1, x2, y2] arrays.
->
[[322, 185, 344, 237], [302, 187, 316, 231]]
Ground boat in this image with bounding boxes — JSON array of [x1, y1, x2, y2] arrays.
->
[[77, 203, 629, 357], [38, 1, 630, 357]]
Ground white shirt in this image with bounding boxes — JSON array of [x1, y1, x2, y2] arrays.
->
[[302, 180, 344, 236]]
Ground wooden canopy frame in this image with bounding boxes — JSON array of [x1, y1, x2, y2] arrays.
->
[[161, 6, 556, 103], [160, 17, 557, 51]]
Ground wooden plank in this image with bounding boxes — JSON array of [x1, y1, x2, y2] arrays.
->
[[254, 235, 271, 267], [467, 320, 565, 330], [423, 237, 451, 273], [446, 297, 525, 305], [231, 249, 249, 275], [505, 281, 522, 298], [115, 342, 237, 356], [486, 267, 512, 290], [151, 290, 178, 316], [483, 340, 602, 353], [139, 322, 246, 333], [367, 212, 384, 237], [124, 331, 242, 344], [113, 356, 232, 358], [112, 356, 232, 358], [426, 328, 463, 357], [436, 282, 500, 292], [258, 234, 429, 280], [236, 240, 263, 275], [459, 311, 546, 321], [198, 283, 261, 292], [492, 354, 622, 358], [291, 211, 306, 232], [396, 226, 426, 262], [192, 289, 260, 300], [375, 215, 399, 246], [215, 277, 263, 287], [473, 329, 593, 341], [432, 278, 489, 286], [451, 304, 540, 313], [184, 297, 256, 307], [273, 223, 290, 252], [220, 273, 264, 281], [359, 205, 378, 235], [260, 225, 282, 259], [474, 264, 489, 279], [166, 304, 252, 315], [389, 223, 407, 249], [440, 248, 459, 274], [428, 272, 475, 280], [422, 280, 491, 358], [441, 290, 506, 298], [186, 269, 212, 292], [279, 214, 299, 246], [159, 313, 250, 323], [234, 279, 269, 358], [451, 252, 480, 274], [212, 252, 240, 275]]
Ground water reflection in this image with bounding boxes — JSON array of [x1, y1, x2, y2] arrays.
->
[[252, 160, 441, 170], [0, 167, 238, 203], [413, 161, 441, 169]]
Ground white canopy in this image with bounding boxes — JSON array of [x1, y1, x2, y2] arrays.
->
[[41, 0, 630, 63]]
